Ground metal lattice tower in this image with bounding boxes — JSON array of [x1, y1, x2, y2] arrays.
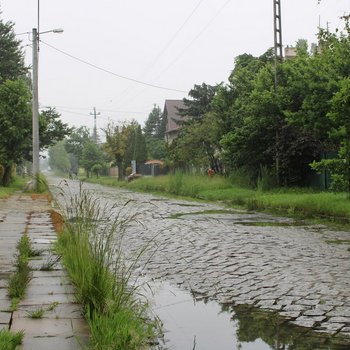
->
[[273, 0, 283, 60]]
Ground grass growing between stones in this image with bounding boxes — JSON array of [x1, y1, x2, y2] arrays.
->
[[0, 329, 24, 350], [55, 182, 158, 350], [7, 235, 33, 300]]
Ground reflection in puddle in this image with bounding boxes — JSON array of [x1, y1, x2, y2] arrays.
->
[[148, 281, 271, 350], [147, 281, 350, 350]]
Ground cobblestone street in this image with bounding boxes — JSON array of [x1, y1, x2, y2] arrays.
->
[[51, 179, 350, 343]]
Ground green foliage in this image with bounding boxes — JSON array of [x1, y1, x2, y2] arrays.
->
[[48, 140, 71, 174], [7, 235, 33, 299], [0, 18, 27, 83], [55, 184, 157, 348], [0, 79, 32, 185], [64, 126, 91, 169], [26, 307, 45, 319], [103, 120, 148, 178], [39, 108, 71, 151], [257, 165, 276, 192], [81, 141, 107, 177], [0, 329, 24, 350]]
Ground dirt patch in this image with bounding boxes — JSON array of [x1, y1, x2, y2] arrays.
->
[[49, 210, 65, 234]]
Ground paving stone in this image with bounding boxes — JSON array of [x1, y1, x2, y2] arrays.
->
[[0, 311, 11, 324], [328, 316, 350, 324]]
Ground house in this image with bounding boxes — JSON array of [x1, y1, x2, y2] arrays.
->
[[163, 99, 187, 144]]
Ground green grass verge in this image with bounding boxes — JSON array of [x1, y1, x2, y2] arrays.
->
[[0, 329, 24, 350], [0, 176, 29, 198], [85, 174, 350, 225]]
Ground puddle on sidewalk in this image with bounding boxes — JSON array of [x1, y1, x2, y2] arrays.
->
[[146, 280, 349, 350]]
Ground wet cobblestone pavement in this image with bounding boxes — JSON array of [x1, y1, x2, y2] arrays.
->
[[50, 179, 350, 343]]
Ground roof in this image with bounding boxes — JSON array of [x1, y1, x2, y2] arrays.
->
[[163, 99, 187, 134]]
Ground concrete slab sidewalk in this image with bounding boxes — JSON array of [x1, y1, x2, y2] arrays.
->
[[0, 193, 89, 349]]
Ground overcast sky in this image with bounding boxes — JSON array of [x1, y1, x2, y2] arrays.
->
[[1, 0, 349, 133]]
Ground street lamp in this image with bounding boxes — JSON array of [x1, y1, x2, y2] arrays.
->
[[32, 27, 63, 190]]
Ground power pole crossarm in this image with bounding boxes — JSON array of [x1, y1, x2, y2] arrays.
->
[[90, 107, 101, 143]]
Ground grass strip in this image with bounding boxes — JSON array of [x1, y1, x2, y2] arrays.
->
[[86, 174, 350, 225], [55, 184, 157, 349]]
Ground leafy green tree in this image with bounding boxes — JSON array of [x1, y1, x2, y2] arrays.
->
[[39, 108, 71, 150], [0, 18, 27, 83], [48, 140, 70, 174], [143, 105, 167, 160], [123, 122, 147, 170], [81, 141, 106, 178], [0, 79, 32, 185], [65, 126, 91, 169], [168, 112, 221, 171], [178, 83, 219, 122], [103, 123, 126, 179], [143, 104, 164, 139]]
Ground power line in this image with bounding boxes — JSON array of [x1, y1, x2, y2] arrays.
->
[[40, 40, 187, 93], [40, 104, 148, 115], [137, 0, 205, 77], [152, 0, 232, 82]]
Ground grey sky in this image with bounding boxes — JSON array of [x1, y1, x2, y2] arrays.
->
[[1, 0, 349, 132]]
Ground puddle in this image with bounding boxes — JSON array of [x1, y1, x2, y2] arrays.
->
[[146, 281, 349, 350], [237, 221, 307, 227], [168, 209, 245, 219]]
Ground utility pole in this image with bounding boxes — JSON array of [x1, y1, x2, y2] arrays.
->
[[273, 0, 283, 185], [32, 28, 39, 190], [90, 107, 100, 143]]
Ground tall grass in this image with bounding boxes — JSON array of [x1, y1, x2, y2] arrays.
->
[[86, 173, 350, 224], [55, 182, 157, 349], [0, 329, 24, 350], [7, 235, 33, 300]]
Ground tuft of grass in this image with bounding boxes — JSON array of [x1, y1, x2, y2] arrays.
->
[[26, 307, 45, 319], [40, 254, 61, 271], [0, 329, 24, 350], [7, 235, 33, 299], [55, 182, 158, 349]]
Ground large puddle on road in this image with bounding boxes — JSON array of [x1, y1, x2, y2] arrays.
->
[[146, 280, 349, 350]]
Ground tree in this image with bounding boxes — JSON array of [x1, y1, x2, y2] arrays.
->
[[39, 108, 71, 150], [80, 141, 106, 178], [178, 83, 219, 122], [65, 126, 91, 169], [48, 140, 70, 174], [143, 105, 167, 160], [103, 123, 126, 179], [0, 79, 32, 185], [0, 18, 27, 83]]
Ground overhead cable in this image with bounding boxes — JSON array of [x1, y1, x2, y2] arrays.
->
[[40, 40, 187, 93]]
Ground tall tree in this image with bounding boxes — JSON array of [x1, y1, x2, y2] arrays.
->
[[0, 79, 31, 185], [65, 126, 91, 169], [178, 83, 219, 122], [0, 17, 27, 83]]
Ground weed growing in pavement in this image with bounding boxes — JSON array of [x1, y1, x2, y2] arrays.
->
[[26, 307, 45, 319], [0, 329, 24, 350], [55, 181, 159, 350], [40, 253, 61, 271], [7, 235, 33, 299]]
